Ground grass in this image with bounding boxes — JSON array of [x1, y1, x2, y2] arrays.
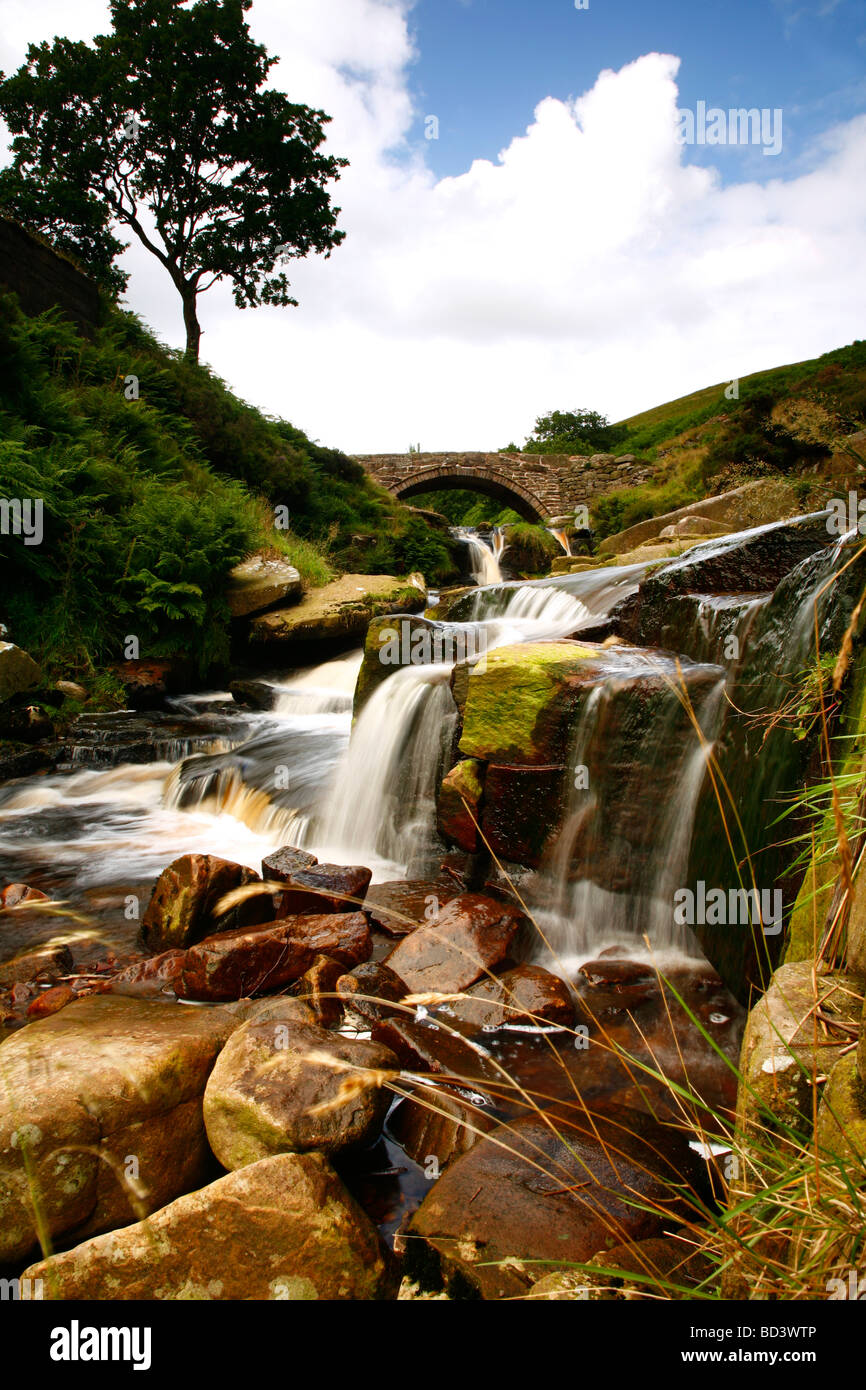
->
[[0, 293, 459, 682]]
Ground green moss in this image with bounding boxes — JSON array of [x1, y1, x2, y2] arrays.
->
[[459, 643, 599, 765]]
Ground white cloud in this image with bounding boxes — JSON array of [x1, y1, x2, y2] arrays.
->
[[3, 1, 866, 451]]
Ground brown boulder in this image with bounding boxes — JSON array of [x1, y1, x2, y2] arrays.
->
[[142, 854, 269, 953], [385, 893, 524, 994], [407, 1110, 702, 1299], [292, 954, 345, 1027], [22, 1153, 396, 1300], [203, 1012, 397, 1166], [178, 912, 372, 1002], [447, 963, 574, 1032], [388, 1086, 498, 1172], [438, 760, 485, 853], [274, 862, 372, 916], [336, 961, 408, 1023], [363, 878, 462, 937], [370, 1017, 502, 1088], [261, 845, 318, 881]]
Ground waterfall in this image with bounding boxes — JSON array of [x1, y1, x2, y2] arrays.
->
[[529, 664, 726, 967], [465, 535, 502, 586], [298, 663, 458, 877]]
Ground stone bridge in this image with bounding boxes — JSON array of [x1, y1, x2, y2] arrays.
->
[[352, 451, 657, 523]]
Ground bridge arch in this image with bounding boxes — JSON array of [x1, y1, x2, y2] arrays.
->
[[395, 466, 549, 523], [354, 453, 561, 523]]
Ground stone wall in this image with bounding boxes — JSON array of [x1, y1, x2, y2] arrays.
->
[[0, 218, 101, 331], [354, 450, 658, 522]]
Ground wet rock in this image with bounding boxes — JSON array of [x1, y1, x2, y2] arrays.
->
[[229, 679, 279, 711], [203, 1012, 397, 1166], [261, 845, 318, 881], [226, 554, 302, 618], [109, 658, 192, 710], [107, 950, 186, 997], [457, 641, 608, 767], [0, 883, 50, 909], [274, 862, 372, 917], [25, 984, 74, 1019], [406, 1110, 702, 1299], [250, 574, 425, 648], [612, 513, 832, 648], [388, 1086, 498, 1171], [292, 953, 345, 1027], [22, 1153, 396, 1300], [480, 764, 566, 867], [0, 943, 73, 988], [363, 878, 462, 937], [178, 912, 372, 1002], [354, 614, 462, 714], [142, 854, 268, 953], [336, 960, 408, 1023], [0, 995, 250, 1262], [438, 759, 485, 853], [385, 893, 525, 994], [0, 642, 42, 702], [447, 964, 574, 1032], [658, 516, 731, 541], [370, 1017, 502, 1088], [527, 1235, 714, 1299]]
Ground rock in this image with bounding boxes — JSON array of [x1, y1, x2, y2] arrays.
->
[[226, 553, 302, 618], [25, 984, 74, 1019], [528, 1235, 714, 1299], [0, 995, 251, 1262], [261, 845, 318, 881], [658, 516, 732, 540], [0, 883, 50, 909], [370, 1017, 502, 1087], [109, 658, 191, 710], [107, 950, 186, 997], [598, 479, 806, 557], [203, 1012, 397, 1166], [456, 641, 604, 766], [250, 574, 426, 647], [354, 615, 460, 714], [363, 878, 462, 937], [612, 514, 832, 648], [735, 962, 860, 1142], [228, 679, 279, 711], [336, 960, 408, 1023], [815, 1053, 866, 1168], [142, 854, 267, 952], [178, 912, 372, 1002], [292, 953, 345, 1027], [274, 862, 372, 917], [0, 943, 73, 988], [438, 760, 485, 853], [446, 964, 574, 1032], [55, 679, 87, 701], [0, 642, 42, 702], [385, 893, 525, 994], [406, 1110, 702, 1299], [388, 1085, 498, 1171], [22, 1153, 396, 1300], [480, 764, 566, 866]]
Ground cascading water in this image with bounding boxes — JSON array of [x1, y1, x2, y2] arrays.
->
[[454, 527, 503, 586]]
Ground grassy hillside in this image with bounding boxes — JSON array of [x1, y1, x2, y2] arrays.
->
[[0, 294, 458, 680], [588, 339, 866, 541]]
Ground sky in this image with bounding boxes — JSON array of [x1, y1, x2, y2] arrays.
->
[[1, 0, 865, 452]]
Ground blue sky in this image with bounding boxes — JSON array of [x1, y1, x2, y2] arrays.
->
[[406, 0, 866, 182], [2, 0, 865, 449]]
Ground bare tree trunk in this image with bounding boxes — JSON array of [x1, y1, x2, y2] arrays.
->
[[182, 291, 202, 363]]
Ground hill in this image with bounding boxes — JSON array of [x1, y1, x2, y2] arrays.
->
[[0, 294, 459, 684], [587, 340, 866, 540]]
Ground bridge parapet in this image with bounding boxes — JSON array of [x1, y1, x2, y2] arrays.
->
[[353, 451, 658, 523]]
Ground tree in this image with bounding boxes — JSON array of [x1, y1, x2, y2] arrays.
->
[[0, 0, 347, 360], [523, 408, 629, 455]]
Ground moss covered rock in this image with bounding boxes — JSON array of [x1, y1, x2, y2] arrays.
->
[[815, 1052, 866, 1169], [437, 758, 485, 852]]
